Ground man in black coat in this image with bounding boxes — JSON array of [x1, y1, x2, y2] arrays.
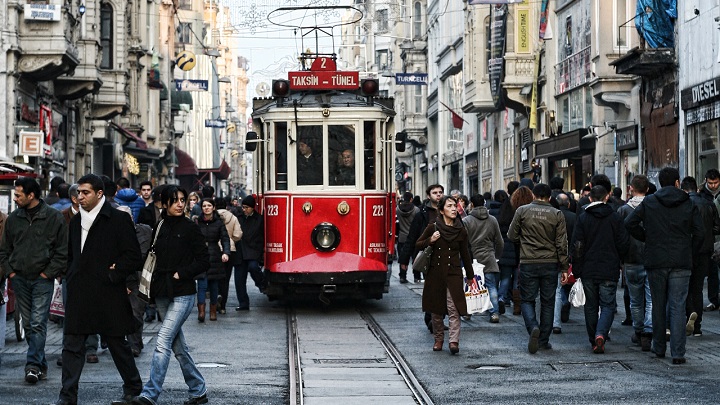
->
[[697, 168, 720, 311], [681, 176, 720, 336], [625, 167, 704, 364], [553, 192, 577, 333], [398, 184, 444, 283], [572, 186, 629, 353], [235, 195, 266, 310], [55, 174, 143, 405]]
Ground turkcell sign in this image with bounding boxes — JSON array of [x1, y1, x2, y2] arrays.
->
[[176, 79, 209, 92], [204, 119, 226, 128], [288, 71, 360, 90], [396, 73, 428, 85]]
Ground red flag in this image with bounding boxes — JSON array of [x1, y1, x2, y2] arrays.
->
[[440, 101, 466, 130]]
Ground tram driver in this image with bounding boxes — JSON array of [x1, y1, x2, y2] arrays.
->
[[331, 149, 355, 186], [297, 138, 322, 185]]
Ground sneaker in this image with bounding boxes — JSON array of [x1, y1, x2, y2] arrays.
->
[[593, 336, 605, 354], [552, 327, 562, 334], [414, 278, 423, 283], [693, 330, 703, 337], [490, 313, 499, 323], [38, 368, 47, 380], [705, 303, 718, 311], [528, 327, 540, 354], [399, 277, 409, 284], [498, 300, 506, 315], [560, 303, 570, 323], [686, 312, 697, 336], [25, 369, 40, 384], [86, 354, 99, 363]]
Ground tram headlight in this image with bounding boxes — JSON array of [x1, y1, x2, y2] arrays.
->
[[311, 222, 341, 252]]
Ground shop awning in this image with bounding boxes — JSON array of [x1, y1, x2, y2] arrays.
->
[[199, 159, 231, 180], [174, 148, 198, 176], [534, 128, 593, 160], [171, 90, 194, 111], [110, 122, 147, 150], [0, 160, 37, 180]]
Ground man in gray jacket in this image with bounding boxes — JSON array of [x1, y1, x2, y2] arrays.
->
[[463, 194, 504, 322], [508, 183, 569, 354]]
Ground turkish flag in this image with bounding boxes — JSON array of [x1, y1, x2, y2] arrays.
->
[[440, 102, 465, 130]]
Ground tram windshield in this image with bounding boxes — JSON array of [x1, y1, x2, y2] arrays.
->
[[272, 121, 377, 190]]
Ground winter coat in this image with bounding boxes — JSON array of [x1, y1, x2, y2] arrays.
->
[[64, 202, 142, 336], [218, 209, 243, 252], [493, 199, 517, 268], [507, 200, 569, 272], [617, 196, 646, 264], [571, 202, 629, 281], [462, 207, 504, 273], [688, 192, 720, 254], [115, 188, 146, 223], [398, 200, 438, 265], [0, 200, 68, 280], [196, 213, 231, 280], [50, 198, 72, 211], [138, 203, 162, 228], [558, 206, 577, 247], [625, 186, 704, 271], [239, 210, 264, 262], [396, 202, 419, 243], [126, 223, 153, 291], [487, 200, 502, 218], [417, 218, 474, 316], [150, 215, 210, 298]]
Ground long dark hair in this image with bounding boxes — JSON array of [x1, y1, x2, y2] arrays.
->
[[161, 185, 188, 210]]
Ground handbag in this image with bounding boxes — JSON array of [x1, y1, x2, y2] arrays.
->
[[49, 280, 64, 317], [138, 220, 163, 303], [464, 272, 493, 314], [412, 224, 437, 275]]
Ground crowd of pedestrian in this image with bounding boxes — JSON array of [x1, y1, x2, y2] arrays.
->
[[396, 166, 717, 365], [0, 174, 265, 405]]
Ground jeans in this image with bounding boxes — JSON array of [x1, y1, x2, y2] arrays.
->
[[519, 264, 558, 346], [625, 264, 652, 333], [196, 277, 219, 305], [647, 268, 691, 359], [234, 260, 265, 309], [553, 274, 569, 328], [581, 279, 618, 345], [139, 295, 206, 404], [497, 264, 515, 303], [11, 275, 54, 372], [484, 272, 500, 315]]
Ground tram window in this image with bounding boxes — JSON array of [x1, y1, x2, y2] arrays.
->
[[364, 121, 376, 189], [275, 122, 288, 190], [297, 126, 323, 185], [329, 125, 356, 186]]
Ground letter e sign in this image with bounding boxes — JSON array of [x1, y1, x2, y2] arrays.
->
[[20, 131, 44, 156]]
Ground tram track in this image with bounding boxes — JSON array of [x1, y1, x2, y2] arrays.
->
[[287, 306, 433, 405]]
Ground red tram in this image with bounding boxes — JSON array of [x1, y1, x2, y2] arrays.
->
[[245, 54, 404, 302]]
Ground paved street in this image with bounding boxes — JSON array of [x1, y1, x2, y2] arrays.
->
[[3, 263, 720, 404]]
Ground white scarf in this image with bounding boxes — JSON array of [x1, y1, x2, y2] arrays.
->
[[79, 196, 105, 252]]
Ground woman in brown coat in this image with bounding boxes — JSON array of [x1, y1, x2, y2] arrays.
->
[[417, 195, 474, 354]]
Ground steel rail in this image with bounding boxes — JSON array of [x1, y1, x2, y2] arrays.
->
[[287, 308, 303, 405]]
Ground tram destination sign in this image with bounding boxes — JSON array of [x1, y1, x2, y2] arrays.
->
[[288, 71, 360, 90]]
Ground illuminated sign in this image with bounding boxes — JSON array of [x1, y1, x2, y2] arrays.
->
[[288, 71, 360, 90]]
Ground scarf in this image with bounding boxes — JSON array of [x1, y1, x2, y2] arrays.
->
[[79, 196, 105, 252], [435, 216, 463, 242], [626, 195, 644, 209]]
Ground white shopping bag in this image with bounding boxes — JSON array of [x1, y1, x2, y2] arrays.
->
[[49, 280, 64, 317], [464, 272, 493, 314], [569, 278, 585, 307]]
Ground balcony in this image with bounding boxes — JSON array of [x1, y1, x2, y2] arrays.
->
[[609, 47, 675, 77], [503, 53, 536, 111], [54, 40, 103, 100], [92, 70, 129, 120], [17, 6, 79, 81], [463, 78, 495, 114]]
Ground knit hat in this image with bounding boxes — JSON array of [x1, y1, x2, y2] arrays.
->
[[242, 195, 255, 208]]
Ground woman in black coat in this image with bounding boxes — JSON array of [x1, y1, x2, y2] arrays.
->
[[133, 186, 210, 405], [194, 198, 230, 322]]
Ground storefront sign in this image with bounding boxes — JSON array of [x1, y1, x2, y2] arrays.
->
[[615, 125, 637, 151], [686, 100, 720, 126], [176, 79, 208, 91], [21, 103, 39, 124], [19, 131, 44, 156], [517, 8, 530, 53], [24, 4, 61, 21], [681, 77, 720, 110]]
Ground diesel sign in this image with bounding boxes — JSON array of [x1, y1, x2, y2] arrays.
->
[[681, 77, 720, 110]]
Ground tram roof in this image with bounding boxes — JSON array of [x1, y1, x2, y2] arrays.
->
[[252, 91, 394, 116]]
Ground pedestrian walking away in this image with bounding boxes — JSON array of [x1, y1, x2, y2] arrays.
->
[[507, 183, 569, 354], [131, 185, 210, 405], [417, 195, 475, 354], [55, 174, 144, 405], [571, 185, 630, 354], [625, 167, 704, 364], [0, 177, 68, 385], [234, 195, 267, 311]]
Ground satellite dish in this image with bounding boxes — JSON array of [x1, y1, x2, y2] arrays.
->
[[256, 82, 270, 97]]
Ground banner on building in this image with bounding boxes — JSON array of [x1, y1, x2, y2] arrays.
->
[[539, 0, 550, 39], [176, 79, 208, 92], [205, 119, 227, 128], [469, 0, 523, 4], [24, 4, 61, 21], [489, 5, 508, 110], [395, 73, 428, 85]]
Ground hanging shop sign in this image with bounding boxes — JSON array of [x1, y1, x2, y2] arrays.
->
[[395, 73, 428, 85], [489, 5, 508, 110], [176, 79, 208, 92], [24, 4, 62, 21], [205, 119, 227, 128], [19, 131, 44, 156]]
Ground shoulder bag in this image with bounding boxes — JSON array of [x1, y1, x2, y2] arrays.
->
[[412, 223, 437, 275], [138, 219, 164, 303]]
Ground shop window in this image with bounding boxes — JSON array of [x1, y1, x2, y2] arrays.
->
[[100, 4, 113, 69], [696, 121, 720, 178]]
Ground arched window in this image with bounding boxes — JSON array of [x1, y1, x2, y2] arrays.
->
[[100, 4, 113, 69], [413, 2, 422, 39]]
